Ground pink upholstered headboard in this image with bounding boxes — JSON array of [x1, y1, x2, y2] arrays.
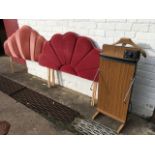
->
[[39, 32, 100, 81], [4, 25, 46, 64]]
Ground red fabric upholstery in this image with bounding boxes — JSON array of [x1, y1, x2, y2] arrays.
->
[[60, 65, 76, 75], [34, 36, 45, 61], [38, 42, 61, 69], [39, 32, 100, 81], [4, 25, 46, 64]]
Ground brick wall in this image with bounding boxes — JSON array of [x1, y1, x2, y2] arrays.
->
[[18, 19, 155, 118], [18, 19, 155, 50]]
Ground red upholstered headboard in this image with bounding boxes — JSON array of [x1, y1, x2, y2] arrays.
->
[[4, 25, 46, 64], [39, 32, 101, 81]]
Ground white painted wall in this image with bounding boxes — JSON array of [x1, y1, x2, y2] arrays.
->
[[26, 60, 94, 96], [18, 19, 155, 118]]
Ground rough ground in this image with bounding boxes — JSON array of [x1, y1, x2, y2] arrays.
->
[[0, 56, 155, 135]]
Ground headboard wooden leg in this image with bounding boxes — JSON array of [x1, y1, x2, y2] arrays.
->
[[47, 68, 51, 88], [9, 57, 14, 73], [91, 82, 98, 106], [51, 69, 55, 86]]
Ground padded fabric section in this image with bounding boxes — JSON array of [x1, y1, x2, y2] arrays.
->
[[34, 36, 45, 61], [60, 65, 77, 75], [4, 40, 25, 64], [71, 37, 94, 67], [77, 68, 99, 81], [39, 42, 61, 69], [50, 34, 65, 65], [30, 30, 38, 61], [62, 32, 77, 64], [39, 32, 100, 81], [4, 25, 46, 64], [4, 41, 11, 56], [75, 48, 99, 81], [49, 32, 78, 65], [15, 25, 32, 59], [7, 34, 21, 58]]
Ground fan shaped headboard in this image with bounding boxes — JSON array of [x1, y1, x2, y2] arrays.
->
[[39, 32, 100, 81], [4, 25, 46, 64]]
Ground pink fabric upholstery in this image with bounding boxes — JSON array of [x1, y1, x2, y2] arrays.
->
[[4, 25, 46, 64], [4, 42, 25, 64], [15, 26, 32, 60], [39, 32, 100, 81]]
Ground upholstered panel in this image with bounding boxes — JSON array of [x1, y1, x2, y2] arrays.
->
[[75, 48, 99, 81], [15, 25, 32, 59], [39, 42, 61, 69], [50, 34, 65, 65], [3, 41, 11, 56], [34, 36, 45, 61], [60, 65, 76, 75], [71, 37, 94, 67], [30, 30, 38, 61], [61, 32, 77, 64], [7, 34, 21, 58], [4, 25, 46, 64], [3, 40, 25, 64], [39, 32, 100, 81]]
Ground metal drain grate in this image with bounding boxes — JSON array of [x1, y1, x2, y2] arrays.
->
[[0, 76, 25, 95], [0, 75, 79, 125], [72, 118, 117, 135], [11, 88, 80, 124]]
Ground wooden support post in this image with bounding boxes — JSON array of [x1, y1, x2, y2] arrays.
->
[[116, 123, 125, 133], [47, 68, 51, 88], [91, 82, 98, 106], [51, 69, 55, 86], [92, 111, 100, 120], [93, 82, 97, 105], [9, 57, 14, 73], [91, 89, 94, 106]]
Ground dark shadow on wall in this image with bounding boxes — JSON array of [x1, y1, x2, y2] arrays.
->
[[138, 43, 152, 49], [56, 71, 63, 85], [0, 20, 7, 56], [137, 43, 155, 57]]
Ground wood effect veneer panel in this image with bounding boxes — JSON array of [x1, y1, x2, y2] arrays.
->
[[98, 58, 135, 122]]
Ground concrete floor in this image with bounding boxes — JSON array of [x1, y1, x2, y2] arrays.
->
[[0, 91, 72, 135], [0, 56, 155, 135]]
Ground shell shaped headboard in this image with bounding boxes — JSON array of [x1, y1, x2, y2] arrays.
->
[[39, 32, 100, 81], [4, 25, 46, 64]]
